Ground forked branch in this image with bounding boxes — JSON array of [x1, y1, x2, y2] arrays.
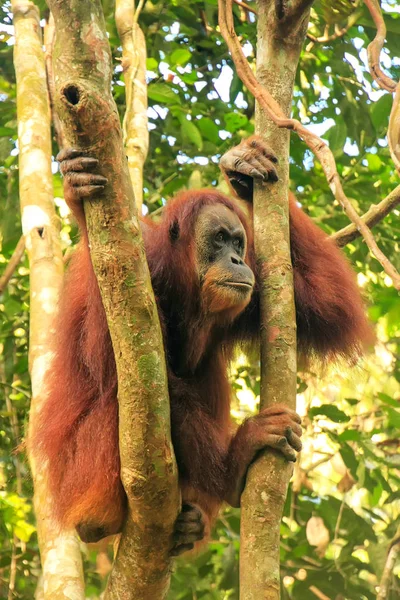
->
[[332, 184, 400, 247]]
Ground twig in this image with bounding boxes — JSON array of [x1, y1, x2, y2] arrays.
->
[[218, 0, 400, 289], [377, 527, 400, 600], [388, 84, 400, 173], [133, 0, 145, 23], [309, 586, 330, 600], [332, 184, 400, 247], [364, 0, 396, 93], [307, 9, 360, 43], [333, 498, 346, 578], [7, 535, 18, 600], [363, 0, 400, 176], [233, 0, 257, 15], [305, 454, 334, 474], [0, 235, 25, 295], [0, 381, 31, 399]]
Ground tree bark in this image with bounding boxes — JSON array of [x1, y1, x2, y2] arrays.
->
[[239, 2, 311, 598], [46, 1, 179, 598], [11, 1, 85, 598], [115, 0, 149, 212]]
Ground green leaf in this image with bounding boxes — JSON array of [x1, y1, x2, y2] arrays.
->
[[378, 393, 400, 408], [180, 119, 203, 150], [197, 118, 220, 144], [148, 83, 181, 105], [382, 406, 400, 428], [338, 430, 361, 442], [170, 49, 192, 66], [344, 397, 360, 406], [224, 112, 248, 133], [370, 94, 392, 132], [325, 121, 347, 157], [14, 521, 35, 543], [0, 126, 15, 137], [309, 405, 350, 423], [340, 444, 358, 478], [146, 57, 158, 71], [366, 153, 382, 172]]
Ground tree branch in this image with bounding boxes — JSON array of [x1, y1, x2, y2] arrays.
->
[[219, 0, 307, 596], [388, 83, 400, 174], [0, 235, 25, 295], [11, 1, 84, 598], [234, 0, 257, 16], [364, 0, 397, 93], [332, 184, 400, 247], [115, 0, 149, 212], [377, 527, 400, 600], [306, 8, 361, 44], [363, 0, 400, 178], [218, 0, 400, 289], [47, 1, 179, 597]]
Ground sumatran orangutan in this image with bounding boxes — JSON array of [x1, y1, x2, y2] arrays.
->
[[31, 136, 371, 555]]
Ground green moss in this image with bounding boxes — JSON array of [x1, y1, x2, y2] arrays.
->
[[138, 351, 162, 388]]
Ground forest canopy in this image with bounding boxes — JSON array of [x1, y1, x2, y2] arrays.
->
[[0, 0, 400, 599]]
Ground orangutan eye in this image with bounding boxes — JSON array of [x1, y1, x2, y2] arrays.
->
[[215, 231, 225, 244], [233, 237, 242, 250]]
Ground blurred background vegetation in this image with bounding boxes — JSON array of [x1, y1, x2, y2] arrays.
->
[[0, 0, 399, 598]]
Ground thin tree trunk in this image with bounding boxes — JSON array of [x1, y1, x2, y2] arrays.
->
[[239, 2, 311, 598], [11, 1, 85, 598], [46, 1, 179, 598], [115, 0, 149, 212]]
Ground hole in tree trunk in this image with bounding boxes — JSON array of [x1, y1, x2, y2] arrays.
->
[[64, 85, 80, 106]]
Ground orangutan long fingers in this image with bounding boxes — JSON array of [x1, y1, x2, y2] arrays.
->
[[60, 157, 100, 176], [285, 426, 303, 452], [57, 148, 84, 162], [264, 434, 297, 462], [222, 150, 278, 182], [255, 419, 302, 439], [238, 154, 278, 182], [65, 172, 108, 188], [246, 136, 278, 163], [259, 405, 302, 423]]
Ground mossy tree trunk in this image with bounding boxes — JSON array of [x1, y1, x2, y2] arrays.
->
[[46, 1, 180, 598], [239, 2, 312, 599]]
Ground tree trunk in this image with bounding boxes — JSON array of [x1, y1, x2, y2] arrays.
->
[[239, 2, 311, 598], [11, 1, 85, 598], [46, 1, 179, 598], [115, 0, 149, 212]]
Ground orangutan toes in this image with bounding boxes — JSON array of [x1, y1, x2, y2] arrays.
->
[[170, 503, 206, 557], [57, 148, 108, 206]]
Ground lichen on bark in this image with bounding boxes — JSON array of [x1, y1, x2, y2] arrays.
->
[[239, 2, 312, 598]]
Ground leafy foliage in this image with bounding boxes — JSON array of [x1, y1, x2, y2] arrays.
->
[[0, 0, 399, 598]]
